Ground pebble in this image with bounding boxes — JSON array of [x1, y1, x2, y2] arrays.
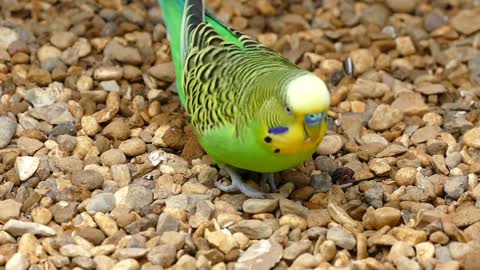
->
[[72, 170, 104, 190], [112, 259, 140, 270], [283, 239, 312, 261], [5, 253, 28, 270], [395, 167, 417, 186], [94, 212, 119, 236], [368, 105, 403, 131], [391, 92, 429, 116], [444, 176, 468, 200], [316, 135, 343, 155], [0, 199, 22, 222], [235, 240, 283, 270], [94, 66, 123, 81], [101, 149, 127, 166], [372, 207, 401, 229], [464, 127, 480, 148], [103, 120, 130, 140], [396, 256, 421, 270], [279, 214, 307, 231], [118, 138, 147, 156], [147, 244, 176, 267], [410, 125, 441, 144], [349, 49, 374, 74], [0, 27, 19, 49], [242, 199, 278, 214], [326, 225, 356, 250], [416, 84, 447, 95], [450, 9, 480, 35], [279, 199, 308, 218], [50, 31, 77, 49], [386, 0, 417, 13], [395, 36, 416, 56], [230, 220, 273, 239], [86, 193, 116, 213], [2, 219, 56, 236], [0, 116, 17, 148], [14, 156, 40, 181], [148, 62, 175, 82], [310, 172, 333, 193]]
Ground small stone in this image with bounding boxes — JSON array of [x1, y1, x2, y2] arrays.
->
[[448, 242, 473, 260], [349, 49, 374, 74], [314, 156, 339, 174], [326, 225, 356, 250], [416, 84, 447, 95], [0, 27, 19, 49], [0, 116, 17, 148], [396, 256, 421, 270], [50, 201, 78, 223], [102, 120, 130, 141], [14, 156, 40, 181], [17, 136, 44, 155], [283, 239, 312, 261], [395, 167, 417, 186], [112, 259, 140, 270], [115, 185, 153, 212], [101, 149, 127, 166], [50, 31, 77, 49], [94, 66, 123, 81], [464, 250, 480, 270], [94, 212, 119, 236], [368, 158, 391, 175], [72, 170, 104, 190], [156, 213, 179, 233], [5, 253, 28, 270], [148, 62, 175, 82], [147, 244, 176, 267], [279, 214, 307, 231], [0, 199, 22, 222], [99, 80, 120, 92], [391, 92, 429, 116], [451, 9, 480, 35], [310, 172, 333, 193], [368, 105, 403, 131], [242, 199, 278, 214], [464, 127, 480, 148], [395, 36, 416, 56], [111, 164, 131, 187], [386, 0, 417, 13], [372, 207, 401, 229], [411, 125, 441, 144], [86, 193, 116, 213], [279, 199, 308, 218], [230, 220, 273, 239], [388, 241, 414, 263], [3, 219, 56, 236], [118, 138, 147, 156], [235, 240, 283, 270], [415, 242, 435, 266], [364, 185, 384, 208], [316, 135, 343, 155], [31, 206, 53, 225], [60, 244, 91, 257], [307, 209, 331, 227], [205, 229, 238, 254], [75, 227, 106, 246], [444, 176, 468, 200]]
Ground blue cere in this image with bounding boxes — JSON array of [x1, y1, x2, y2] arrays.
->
[[305, 112, 325, 125]]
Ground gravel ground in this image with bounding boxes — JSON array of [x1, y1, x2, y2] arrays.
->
[[1, 0, 480, 269]]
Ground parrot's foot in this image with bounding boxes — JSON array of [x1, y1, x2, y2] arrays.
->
[[214, 166, 268, 198], [260, 173, 278, 192]]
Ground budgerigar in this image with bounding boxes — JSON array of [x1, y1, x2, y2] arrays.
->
[[159, 0, 331, 198]]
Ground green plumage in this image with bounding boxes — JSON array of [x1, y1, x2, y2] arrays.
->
[[159, 0, 329, 177]]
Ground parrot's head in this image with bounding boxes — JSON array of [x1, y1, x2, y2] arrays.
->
[[282, 73, 330, 146]]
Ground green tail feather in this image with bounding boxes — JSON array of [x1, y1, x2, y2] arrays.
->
[[158, 0, 244, 108]]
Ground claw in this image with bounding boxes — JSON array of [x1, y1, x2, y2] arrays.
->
[[260, 173, 278, 192], [215, 166, 268, 198]]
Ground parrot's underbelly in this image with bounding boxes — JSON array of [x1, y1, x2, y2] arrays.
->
[[197, 123, 320, 173]]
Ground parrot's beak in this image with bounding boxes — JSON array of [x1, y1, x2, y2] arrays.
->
[[303, 121, 321, 143]]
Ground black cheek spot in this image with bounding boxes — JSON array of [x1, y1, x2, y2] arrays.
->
[[264, 136, 272, 143], [274, 149, 280, 153]]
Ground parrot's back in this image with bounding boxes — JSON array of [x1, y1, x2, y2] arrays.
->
[[159, 0, 248, 109]]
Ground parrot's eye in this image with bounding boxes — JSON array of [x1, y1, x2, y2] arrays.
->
[[285, 106, 292, 114]]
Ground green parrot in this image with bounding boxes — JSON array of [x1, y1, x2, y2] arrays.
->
[[159, 0, 331, 198]]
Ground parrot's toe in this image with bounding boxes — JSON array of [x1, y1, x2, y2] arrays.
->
[[260, 173, 278, 193], [216, 165, 269, 198]]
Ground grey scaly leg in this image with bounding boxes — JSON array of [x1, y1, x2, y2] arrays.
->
[[214, 165, 267, 198], [260, 173, 278, 192]]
